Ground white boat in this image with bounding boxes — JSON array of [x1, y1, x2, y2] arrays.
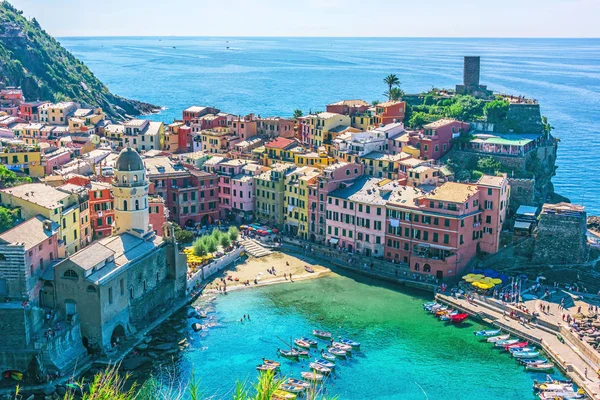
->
[[314, 358, 335, 369], [339, 338, 361, 349], [331, 342, 352, 352], [328, 347, 347, 358], [525, 363, 554, 372], [494, 339, 519, 347], [287, 378, 311, 389], [474, 329, 501, 336], [487, 334, 510, 343], [320, 352, 336, 362], [512, 350, 540, 359], [301, 371, 324, 381], [309, 362, 331, 374]]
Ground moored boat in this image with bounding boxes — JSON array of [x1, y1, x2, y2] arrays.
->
[[280, 384, 306, 394], [509, 346, 535, 354], [320, 351, 336, 362], [339, 338, 361, 349], [504, 341, 528, 350], [292, 348, 309, 357], [313, 330, 332, 340], [534, 382, 573, 392], [301, 371, 324, 381], [262, 359, 281, 368], [474, 329, 501, 337], [287, 378, 311, 389], [305, 265, 315, 273], [257, 364, 278, 372], [294, 339, 311, 349], [487, 334, 510, 343], [328, 347, 347, 358], [309, 362, 331, 374], [525, 363, 554, 372], [451, 313, 468, 323], [279, 349, 300, 360], [300, 337, 318, 347], [314, 358, 335, 369], [512, 350, 540, 359], [330, 341, 352, 352], [495, 338, 519, 347], [520, 358, 548, 365], [272, 389, 297, 400]]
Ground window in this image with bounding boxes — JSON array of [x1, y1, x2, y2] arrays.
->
[[433, 232, 438, 242], [130, 287, 134, 299], [486, 216, 492, 224], [86, 285, 97, 293], [444, 219, 450, 227], [108, 287, 113, 304], [443, 234, 449, 244], [123, 200, 128, 211], [135, 200, 140, 210], [63, 269, 78, 279]]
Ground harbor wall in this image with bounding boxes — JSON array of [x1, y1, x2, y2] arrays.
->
[[187, 246, 245, 287]]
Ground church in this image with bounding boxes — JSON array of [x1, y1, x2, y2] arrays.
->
[[52, 147, 187, 352]]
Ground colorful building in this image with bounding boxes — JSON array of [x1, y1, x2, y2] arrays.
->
[[326, 176, 395, 256], [263, 137, 299, 166], [254, 163, 296, 227], [372, 101, 406, 126], [0, 144, 45, 177], [284, 166, 321, 239], [402, 119, 470, 160], [123, 119, 165, 152], [89, 181, 114, 239]]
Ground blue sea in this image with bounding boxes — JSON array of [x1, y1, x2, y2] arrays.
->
[[59, 37, 600, 213]]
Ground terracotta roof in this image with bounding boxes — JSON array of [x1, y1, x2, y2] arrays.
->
[[0, 215, 58, 250], [328, 99, 369, 107], [377, 100, 403, 108], [477, 175, 506, 187], [423, 118, 458, 129], [265, 137, 295, 149]]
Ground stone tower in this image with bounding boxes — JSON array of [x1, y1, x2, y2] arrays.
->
[[112, 147, 152, 237], [463, 56, 480, 87]]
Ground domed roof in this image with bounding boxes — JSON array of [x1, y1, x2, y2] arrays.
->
[[115, 147, 144, 171]]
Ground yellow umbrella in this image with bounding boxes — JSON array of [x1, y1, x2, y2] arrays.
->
[[472, 274, 485, 279], [491, 278, 503, 285], [480, 277, 495, 285], [462, 275, 471, 280], [464, 277, 476, 282]]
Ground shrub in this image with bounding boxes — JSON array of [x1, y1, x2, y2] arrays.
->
[[228, 226, 239, 241]]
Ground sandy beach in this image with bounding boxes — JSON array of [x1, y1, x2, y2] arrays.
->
[[204, 251, 331, 293]]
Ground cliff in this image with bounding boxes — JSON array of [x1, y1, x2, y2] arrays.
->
[[0, 1, 158, 120]]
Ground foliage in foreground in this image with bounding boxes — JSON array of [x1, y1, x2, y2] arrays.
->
[[13, 367, 336, 400]]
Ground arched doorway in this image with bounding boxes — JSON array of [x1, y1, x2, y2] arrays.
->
[[111, 324, 126, 346], [41, 281, 55, 308], [185, 219, 195, 228], [200, 215, 209, 226]]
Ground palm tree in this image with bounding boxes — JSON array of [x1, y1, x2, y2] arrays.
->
[[383, 87, 404, 102], [371, 100, 380, 106], [383, 74, 401, 100], [292, 109, 303, 120]]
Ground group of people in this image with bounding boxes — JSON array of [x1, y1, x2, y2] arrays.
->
[[239, 314, 251, 323]]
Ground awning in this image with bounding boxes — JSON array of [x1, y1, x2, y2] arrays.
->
[[514, 221, 532, 230], [329, 237, 339, 245]]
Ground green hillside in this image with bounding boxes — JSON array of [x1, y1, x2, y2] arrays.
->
[[0, 1, 158, 120]]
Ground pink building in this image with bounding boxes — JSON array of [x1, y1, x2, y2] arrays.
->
[[230, 164, 263, 222], [217, 159, 252, 219], [385, 177, 508, 279], [325, 176, 394, 257], [326, 99, 370, 116], [148, 195, 168, 235], [308, 162, 363, 243], [43, 147, 72, 174], [182, 106, 220, 124], [404, 119, 470, 160], [0, 215, 59, 303], [231, 114, 258, 141]]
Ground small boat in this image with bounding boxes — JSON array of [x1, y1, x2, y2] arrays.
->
[[534, 382, 574, 392], [423, 301, 437, 309], [314, 358, 335, 369], [474, 329, 501, 337], [301, 371, 324, 381], [321, 352, 336, 362], [435, 309, 449, 316], [262, 359, 281, 368], [339, 338, 361, 349], [509, 346, 535, 354], [520, 358, 548, 365], [286, 378, 311, 389], [538, 390, 583, 400], [272, 389, 297, 400], [300, 337, 318, 347], [313, 330, 332, 340], [504, 341, 528, 350], [294, 339, 311, 349], [279, 349, 300, 360], [292, 348, 309, 357], [487, 334, 510, 343], [256, 364, 278, 372], [330, 342, 352, 352], [328, 347, 347, 358], [309, 362, 331, 374], [280, 384, 305, 394], [495, 339, 519, 347], [525, 363, 554, 372], [432, 306, 448, 314], [512, 350, 540, 359], [451, 313, 468, 323], [305, 265, 315, 273]]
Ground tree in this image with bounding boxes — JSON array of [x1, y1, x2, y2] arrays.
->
[[206, 237, 218, 253], [483, 100, 509, 123], [477, 157, 502, 174], [192, 239, 207, 256], [292, 109, 303, 120], [541, 116, 554, 138], [407, 112, 428, 128], [371, 100, 380, 106], [173, 225, 194, 244], [447, 95, 484, 121], [220, 235, 231, 248], [0, 207, 16, 233], [383, 74, 401, 100], [228, 226, 239, 241], [383, 87, 404, 102]]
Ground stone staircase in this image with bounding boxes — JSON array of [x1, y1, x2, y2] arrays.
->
[[240, 238, 272, 258]]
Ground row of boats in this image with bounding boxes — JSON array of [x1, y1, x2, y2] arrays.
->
[[423, 301, 468, 323], [255, 329, 362, 399], [474, 329, 588, 399]]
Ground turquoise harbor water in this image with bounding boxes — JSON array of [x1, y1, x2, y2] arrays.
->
[[145, 273, 564, 399], [59, 37, 600, 214]]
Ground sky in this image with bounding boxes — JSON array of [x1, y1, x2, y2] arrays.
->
[[8, 0, 600, 38]]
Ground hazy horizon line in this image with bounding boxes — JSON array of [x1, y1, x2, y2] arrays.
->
[[55, 35, 600, 40]]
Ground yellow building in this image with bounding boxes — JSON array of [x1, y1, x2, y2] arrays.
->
[[72, 107, 105, 126], [294, 151, 335, 169], [104, 124, 125, 148], [350, 114, 374, 131], [304, 112, 352, 149], [123, 119, 165, 152], [0, 145, 45, 177], [283, 166, 320, 239], [200, 128, 235, 154], [0, 183, 83, 255], [21, 123, 44, 145], [263, 137, 298, 166], [47, 102, 79, 125], [359, 151, 410, 180]]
